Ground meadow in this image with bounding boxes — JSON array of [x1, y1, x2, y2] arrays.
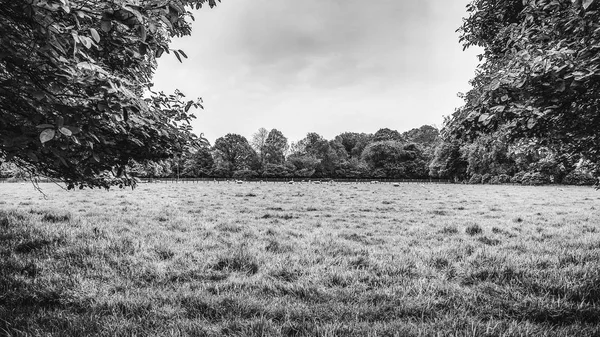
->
[[0, 181, 599, 336]]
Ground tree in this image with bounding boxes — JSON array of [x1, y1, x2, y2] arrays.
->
[[334, 132, 372, 158], [0, 0, 219, 189], [450, 0, 600, 175], [262, 163, 293, 178], [250, 127, 269, 170], [263, 129, 288, 165], [287, 154, 320, 177], [429, 141, 468, 181], [212, 134, 258, 177], [361, 140, 421, 178], [335, 157, 370, 178], [403, 125, 439, 145], [372, 128, 404, 143], [183, 146, 214, 177], [290, 132, 344, 177]]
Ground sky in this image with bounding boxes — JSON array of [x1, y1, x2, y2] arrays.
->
[[152, 0, 482, 145]]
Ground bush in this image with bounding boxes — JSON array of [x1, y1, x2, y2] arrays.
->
[[498, 174, 511, 184], [510, 171, 527, 184], [489, 176, 500, 184], [468, 174, 483, 184], [232, 170, 259, 179], [562, 170, 597, 185], [521, 172, 551, 185], [481, 173, 492, 184]]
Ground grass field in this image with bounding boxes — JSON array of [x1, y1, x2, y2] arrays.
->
[[1, 182, 600, 336]]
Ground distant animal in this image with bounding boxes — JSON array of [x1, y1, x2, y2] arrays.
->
[[393, 183, 400, 187], [236, 180, 243, 184]]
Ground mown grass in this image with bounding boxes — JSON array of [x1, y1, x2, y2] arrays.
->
[[1, 182, 599, 336]]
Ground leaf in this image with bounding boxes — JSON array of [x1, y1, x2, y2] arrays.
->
[[92, 153, 100, 162], [527, 118, 537, 129], [489, 79, 501, 91], [36, 124, 54, 129], [139, 25, 146, 42], [122, 6, 144, 24], [490, 105, 506, 113], [59, 127, 72, 136], [139, 43, 147, 55], [100, 20, 111, 33], [40, 129, 55, 143], [185, 101, 193, 112], [160, 15, 173, 29], [178, 49, 188, 58], [65, 126, 81, 135], [478, 113, 491, 123], [90, 28, 100, 43], [27, 151, 38, 162], [173, 50, 182, 63], [583, 0, 595, 9], [56, 116, 64, 128], [514, 78, 526, 89], [97, 102, 109, 112], [80, 36, 92, 49]]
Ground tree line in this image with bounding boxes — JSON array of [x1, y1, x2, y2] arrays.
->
[[5, 122, 595, 185], [126, 125, 440, 180]]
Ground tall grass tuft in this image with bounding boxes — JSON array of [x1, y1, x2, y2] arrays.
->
[[212, 244, 260, 275]]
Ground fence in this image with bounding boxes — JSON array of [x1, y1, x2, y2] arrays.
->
[[139, 177, 454, 184]]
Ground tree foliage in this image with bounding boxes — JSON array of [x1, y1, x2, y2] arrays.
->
[[0, 0, 219, 189], [449, 0, 600, 174], [250, 127, 269, 169], [263, 129, 288, 166], [183, 145, 214, 177], [212, 134, 258, 177], [372, 128, 404, 143]]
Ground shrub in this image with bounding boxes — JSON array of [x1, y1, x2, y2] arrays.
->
[[468, 174, 483, 184], [232, 170, 259, 179], [521, 172, 551, 185], [489, 176, 500, 184], [481, 173, 492, 184], [562, 170, 597, 185], [510, 171, 527, 184], [498, 174, 511, 183]]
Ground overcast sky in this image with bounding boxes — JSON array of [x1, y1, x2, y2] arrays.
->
[[153, 0, 482, 144]]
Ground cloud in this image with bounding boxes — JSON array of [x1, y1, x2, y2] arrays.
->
[[217, 0, 435, 89], [153, 0, 482, 143]]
